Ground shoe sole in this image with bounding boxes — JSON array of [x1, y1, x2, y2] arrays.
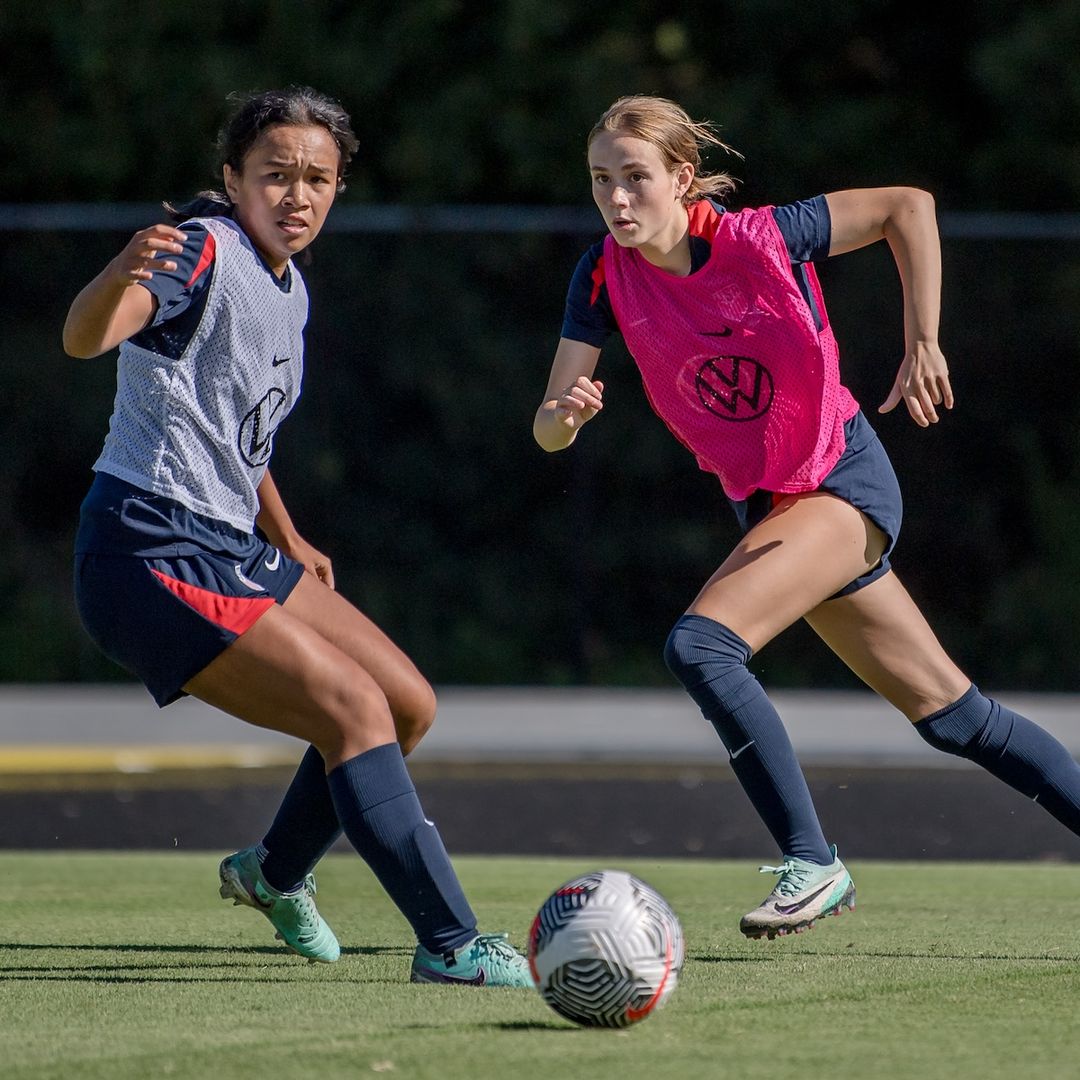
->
[[740, 881, 856, 941], [218, 860, 337, 964], [219, 859, 260, 910]]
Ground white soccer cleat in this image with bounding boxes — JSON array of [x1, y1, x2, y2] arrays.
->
[[740, 845, 855, 940]]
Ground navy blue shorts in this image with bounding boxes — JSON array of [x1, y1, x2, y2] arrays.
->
[[74, 474, 305, 706], [730, 411, 903, 598]]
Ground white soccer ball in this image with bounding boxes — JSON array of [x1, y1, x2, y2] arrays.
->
[[527, 869, 684, 1028]]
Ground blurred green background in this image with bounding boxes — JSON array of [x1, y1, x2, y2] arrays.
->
[[3, 1, 1079, 689]]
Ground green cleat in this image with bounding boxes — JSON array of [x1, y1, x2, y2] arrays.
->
[[218, 847, 341, 963], [740, 844, 855, 940], [410, 932, 534, 987]]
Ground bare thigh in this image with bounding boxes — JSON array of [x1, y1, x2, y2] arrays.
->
[[688, 491, 888, 651], [804, 571, 971, 720], [183, 601, 397, 770], [282, 573, 436, 752]]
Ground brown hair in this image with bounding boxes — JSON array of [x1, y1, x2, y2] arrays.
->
[[588, 95, 741, 204], [165, 86, 359, 221]]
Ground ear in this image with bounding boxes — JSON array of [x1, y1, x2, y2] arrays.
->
[[675, 162, 694, 200], [222, 163, 241, 203]]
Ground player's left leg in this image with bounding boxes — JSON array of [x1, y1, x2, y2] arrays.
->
[[806, 571, 1080, 836], [225, 573, 439, 911]]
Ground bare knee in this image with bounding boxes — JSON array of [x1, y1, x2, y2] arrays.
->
[[888, 673, 973, 722], [396, 678, 437, 756], [313, 676, 397, 766]]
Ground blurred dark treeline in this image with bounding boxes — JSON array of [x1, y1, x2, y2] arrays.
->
[[2, 1, 1080, 689]]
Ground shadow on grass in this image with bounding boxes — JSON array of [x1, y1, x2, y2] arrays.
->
[[0, 940, 417, 984], [693, 949, 1080, 963], [0, 942, 410, 956], [491, 1020, 573, 1032]]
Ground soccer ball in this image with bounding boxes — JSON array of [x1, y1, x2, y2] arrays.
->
[[527, 869, 684, 1028]]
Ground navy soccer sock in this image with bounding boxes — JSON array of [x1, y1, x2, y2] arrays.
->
[[664, 613, 834, 865], [916, 685, 1080, 835], [326, 742, 477, 955], [259, 744, 343, 893]]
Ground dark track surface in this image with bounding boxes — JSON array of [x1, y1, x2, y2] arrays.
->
[[5, 762, 1079, 861]]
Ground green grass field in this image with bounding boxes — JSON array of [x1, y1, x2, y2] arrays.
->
[[3, 853, 1079, 1079]]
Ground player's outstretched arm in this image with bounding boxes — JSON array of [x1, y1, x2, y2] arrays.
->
[[63, 224, 188, 359], [534, 338, 604, 452], [825, 187, 953, 427]]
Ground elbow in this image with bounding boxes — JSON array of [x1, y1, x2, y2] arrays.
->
[[62, 329, 106, 360], [62, 332, 89, 359], [63, 341, 98, 360], [62, 319, 96, 359]]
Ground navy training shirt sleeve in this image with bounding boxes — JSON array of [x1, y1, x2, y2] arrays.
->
[[560, 242, 616, 348], [128, 221, 216, 360], [136, 221, 215, 326], [771, 195, 831, 264]]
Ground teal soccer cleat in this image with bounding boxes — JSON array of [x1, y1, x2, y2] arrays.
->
[[411, 932, 534, 987], [218, 847, 341, 963], [739, 844, 856, 940]]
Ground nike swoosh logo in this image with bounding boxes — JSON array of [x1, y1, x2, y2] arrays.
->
[[234, 564, 267, 592], [264, 549, 281, 572], [730, 739, 756, 761], [773, 882, 834, 916], [700, 327, 733, 337], [271, 355, 292, 366], [420, 966, 487, 986]]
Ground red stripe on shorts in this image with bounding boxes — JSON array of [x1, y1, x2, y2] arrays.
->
[[151, 568, 274, 635]]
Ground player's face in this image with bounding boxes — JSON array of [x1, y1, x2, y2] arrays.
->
[[224, 124, 341, 276], [588, 132, 691, 254]]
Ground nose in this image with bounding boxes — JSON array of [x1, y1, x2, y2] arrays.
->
[[609, 184, 630, 207], [282, 180, 308, 208]]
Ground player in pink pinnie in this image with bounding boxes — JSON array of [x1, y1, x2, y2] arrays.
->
[[534, 95, 1080, 938]]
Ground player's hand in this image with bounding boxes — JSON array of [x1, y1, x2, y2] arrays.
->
[[554, 377, 605, 430], [878, 341, 954, 427], [111, 224, 189, 285], [286, 536, 336, 590]]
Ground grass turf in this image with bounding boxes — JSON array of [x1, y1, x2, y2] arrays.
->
[[2, 853, 1079, 1079]]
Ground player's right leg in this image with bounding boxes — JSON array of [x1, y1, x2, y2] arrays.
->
[[664, 491, 884, 937], [232, 572, 443, 918], [184, 608, 532, 985]]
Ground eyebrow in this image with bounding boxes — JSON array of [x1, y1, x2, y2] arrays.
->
[[264, 157, 335, 174], [589, 161, 651, 172]]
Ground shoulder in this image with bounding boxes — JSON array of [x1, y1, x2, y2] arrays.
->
[[133, 220, 217, 328], [769, 195, 831, 263], [568, 239, 607, 297], [687, 197, 727, 242], [562, 239, 614, 347]]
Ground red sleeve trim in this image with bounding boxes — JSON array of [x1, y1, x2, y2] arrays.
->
[[589, 254, 606, 306], [151, 568, 274, 636], [687, 199, 723, 243], [184, 231, 216, 289]]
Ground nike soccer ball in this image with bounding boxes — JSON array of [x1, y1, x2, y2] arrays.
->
[[527, 869, 684, 1028]]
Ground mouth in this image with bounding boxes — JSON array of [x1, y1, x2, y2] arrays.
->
[[277, 215, 309, 236], [611, 217, 636, 231]]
